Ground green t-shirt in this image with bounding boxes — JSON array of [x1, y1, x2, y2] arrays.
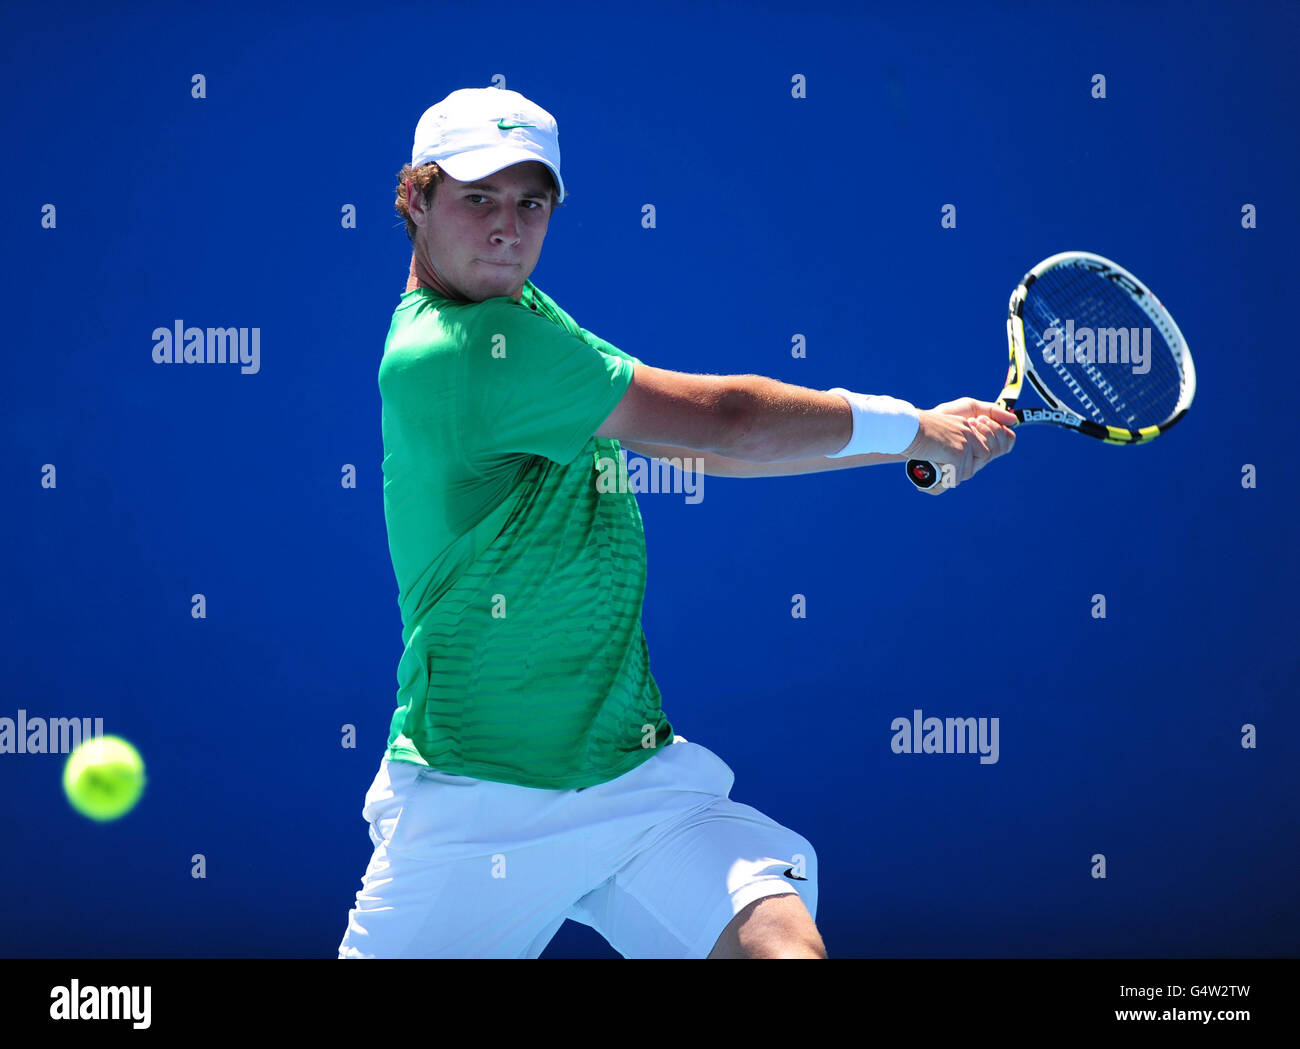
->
[[377, 278, 674, 789]]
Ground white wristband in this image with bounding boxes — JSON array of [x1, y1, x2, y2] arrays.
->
[[825, 387, 920, 457]]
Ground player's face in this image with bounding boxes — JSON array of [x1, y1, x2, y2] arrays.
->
[[411, 161, 554, 302]]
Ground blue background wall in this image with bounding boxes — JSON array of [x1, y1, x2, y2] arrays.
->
[[1, 0, 1295, 958]]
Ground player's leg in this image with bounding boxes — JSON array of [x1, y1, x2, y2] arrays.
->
[[706, 892, 826, 958], [570, 822, 824, 958], [563, 737, 824, 959], [337, 759, 583, 958]]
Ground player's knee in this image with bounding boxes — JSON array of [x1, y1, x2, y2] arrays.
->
[[776, 921, 827, 959], [746, 927, 827, 959], [714, 893, 827, 958]]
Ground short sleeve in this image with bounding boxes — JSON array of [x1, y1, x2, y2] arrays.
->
[[577, 326, 644, 368], [462, 299, 637, 466]]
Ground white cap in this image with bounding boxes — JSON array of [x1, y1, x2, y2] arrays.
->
[[411, 87, 566, 204]]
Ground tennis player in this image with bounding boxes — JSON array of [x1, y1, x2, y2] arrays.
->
[[337, 86, 1015, 960]]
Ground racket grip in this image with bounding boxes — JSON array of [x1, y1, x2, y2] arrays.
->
[[906, 459, 949, 493]]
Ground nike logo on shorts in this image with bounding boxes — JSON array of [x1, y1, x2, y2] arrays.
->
[[783, 868, 807, 881]]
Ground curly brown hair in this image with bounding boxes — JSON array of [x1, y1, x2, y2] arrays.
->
[[394, 161, 563, 242]]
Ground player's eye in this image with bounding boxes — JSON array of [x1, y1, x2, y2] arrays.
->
[[466, 195, 541, 209]]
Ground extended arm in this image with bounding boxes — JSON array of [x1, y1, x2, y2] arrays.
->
[[596, 365, 1015, 484]]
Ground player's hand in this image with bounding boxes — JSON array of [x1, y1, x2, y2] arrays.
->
[[901, 398, 1017, 489]]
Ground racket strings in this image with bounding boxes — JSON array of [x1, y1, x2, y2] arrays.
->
[[1022, 266, 1184, 429]]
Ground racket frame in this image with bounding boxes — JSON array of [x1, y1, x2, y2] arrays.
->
[[906, 251, 1196, 490]]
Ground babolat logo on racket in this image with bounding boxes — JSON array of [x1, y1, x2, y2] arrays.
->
[[1021, 408, 1079, 423]]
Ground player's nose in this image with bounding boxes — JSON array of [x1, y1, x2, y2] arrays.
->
[[491, 205, 522, 244]]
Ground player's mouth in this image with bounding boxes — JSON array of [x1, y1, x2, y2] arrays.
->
[[478, 259, 517, 266]]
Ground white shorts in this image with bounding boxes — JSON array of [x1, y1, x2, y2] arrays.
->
[[337, 736, 818, 958]]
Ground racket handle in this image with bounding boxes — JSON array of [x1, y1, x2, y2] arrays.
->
[[906, 459, 949, 493]]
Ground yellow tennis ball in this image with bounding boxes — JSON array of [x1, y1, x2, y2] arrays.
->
[[62, 735, 146, 822]]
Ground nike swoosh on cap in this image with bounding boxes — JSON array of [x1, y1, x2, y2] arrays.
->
[[497, 119, 535, 130]]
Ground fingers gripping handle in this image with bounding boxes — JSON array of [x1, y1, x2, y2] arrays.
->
[[907, 399, 1018, 493]]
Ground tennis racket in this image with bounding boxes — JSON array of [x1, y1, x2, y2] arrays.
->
[[907, 251, 1196, 491]]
